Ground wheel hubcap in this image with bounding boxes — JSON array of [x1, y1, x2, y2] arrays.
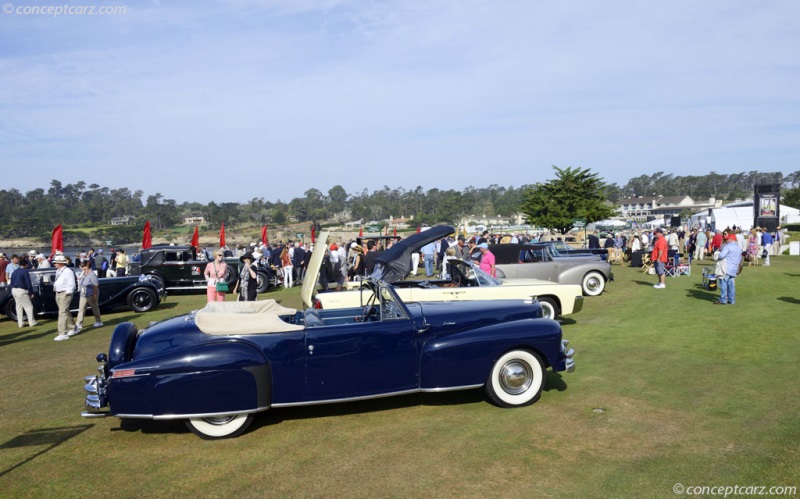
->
[[587, 278, 600, 292], [203, 415, 237, 426], [499, 360, 532, 395]]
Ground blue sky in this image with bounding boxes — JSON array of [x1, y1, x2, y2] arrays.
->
[[1, 0, 798, 203]]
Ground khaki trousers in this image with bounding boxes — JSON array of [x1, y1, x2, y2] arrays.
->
[[12, 288, 36, 327], [55, 292, 75, 334], [76, 294, 101, 327]]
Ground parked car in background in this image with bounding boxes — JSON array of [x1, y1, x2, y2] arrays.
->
[[487, 243, 613, 297], [82, 278, 574, 439], [307, 229, 584, 320], [537, 240, 609, 260], [0, 268, 165, 321], [133, 245, 276, 294]]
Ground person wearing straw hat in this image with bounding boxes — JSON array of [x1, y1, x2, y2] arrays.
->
[[52, 254, 77, 341], [713, 233, 743, 305]]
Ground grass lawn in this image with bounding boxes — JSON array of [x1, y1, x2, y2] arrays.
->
[[1, 256, 799, 497]]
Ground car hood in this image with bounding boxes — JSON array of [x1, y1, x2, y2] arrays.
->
[[301, 230, 330, 309], [373, 225, 455, 283]]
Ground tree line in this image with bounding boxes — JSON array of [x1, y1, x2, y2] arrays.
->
[[1, 170, 798, 241]]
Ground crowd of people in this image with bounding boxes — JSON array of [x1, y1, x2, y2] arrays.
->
[[0, 224, 787, 335], [0, 248, 113, 341]]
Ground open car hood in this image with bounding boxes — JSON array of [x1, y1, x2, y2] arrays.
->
[[373, 225, 455, 283], [301, 231, 330, 309]]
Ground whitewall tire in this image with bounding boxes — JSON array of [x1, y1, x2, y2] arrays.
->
[[485, 350, 545, 408], [581, 271, 605, 296], [185, 413, 254, 439]]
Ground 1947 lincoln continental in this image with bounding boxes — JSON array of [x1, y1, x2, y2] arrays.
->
[[82, 278, 575, 439]]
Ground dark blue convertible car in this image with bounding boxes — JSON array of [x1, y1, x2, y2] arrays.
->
[[82, 277, 575, 439]]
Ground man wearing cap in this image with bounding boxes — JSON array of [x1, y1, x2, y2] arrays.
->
[[651, 229, 668, 289], [455, 235, 470, 261], [52, 254, 77, 341], [36, 253, 51, 269], [477, 242, 496, 278], [714, 233, 743, 305]]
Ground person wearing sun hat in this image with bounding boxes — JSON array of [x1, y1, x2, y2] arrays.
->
[[232, 253, 258, 301], [52, 254, 77, 340], [477, 242, 496, 278], [713, 233, 743, 305]]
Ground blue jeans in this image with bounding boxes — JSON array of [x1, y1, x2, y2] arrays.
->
[[718, 275, 736, 304], [423, 254, 435, 277]]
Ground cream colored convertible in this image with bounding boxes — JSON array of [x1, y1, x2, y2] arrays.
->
[[303, 229, 583, 321]]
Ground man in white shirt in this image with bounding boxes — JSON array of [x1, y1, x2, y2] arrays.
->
[[52, 254, 77, 341]]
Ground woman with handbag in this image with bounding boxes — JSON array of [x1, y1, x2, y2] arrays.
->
[[204, 250, 229, 302]]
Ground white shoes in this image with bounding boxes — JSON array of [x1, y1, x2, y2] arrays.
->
[[54, 334, 70, 341], [93, 322, 103, 327], [653, 283, 666, 289], [68, 325, 82, 337]]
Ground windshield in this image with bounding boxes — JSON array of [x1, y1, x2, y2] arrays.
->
[[450, 260, 502, 286]]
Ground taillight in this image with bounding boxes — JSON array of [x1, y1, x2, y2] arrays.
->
[[314, 299, 323, 309]]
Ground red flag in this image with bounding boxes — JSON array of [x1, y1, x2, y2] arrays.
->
[[393, 227, 397, 236], [51, 225, 63, 254], [219, 223, 226, 248], [416, 227, 421, 234], [358, 227, 363, 237], [311, 225, 316, 244], [261, 225, 268, 245], [191, 225, 199, 247], [142, 220, 152, 249]]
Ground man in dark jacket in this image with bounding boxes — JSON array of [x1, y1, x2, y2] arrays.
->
[[588, 231, 600, 249]]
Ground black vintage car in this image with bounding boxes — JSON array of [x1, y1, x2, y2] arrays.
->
[[0, 268, 165, 321], [132, 245, 275, 294]]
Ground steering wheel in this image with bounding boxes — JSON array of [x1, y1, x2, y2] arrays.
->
[[360, 304, 376, 323]]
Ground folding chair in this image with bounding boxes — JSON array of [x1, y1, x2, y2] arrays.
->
[[641, 254, 653, 274], [607, 248, 623, 265]]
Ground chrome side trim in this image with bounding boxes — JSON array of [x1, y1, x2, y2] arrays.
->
[[114, 406, 271, 420], [272, 384, 482, 407], [420, 384, 483, 393], [271, 389, 421, 408]]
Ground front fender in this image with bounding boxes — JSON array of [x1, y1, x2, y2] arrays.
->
[[108, 340, 271, 418], [419, 318, 562, 389]]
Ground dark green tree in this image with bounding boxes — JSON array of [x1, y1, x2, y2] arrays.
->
[[521, 166, 617, 233], [783, 187, 800, 209]]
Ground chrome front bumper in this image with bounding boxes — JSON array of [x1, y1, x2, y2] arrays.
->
[[561, 339, 575, 373], [81, 355, 110, 418]]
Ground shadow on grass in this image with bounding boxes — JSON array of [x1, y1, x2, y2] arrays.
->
[[0, 326, 57, 348], [111, 376, 570, 437], [778, 296, 800, 305], [633, 280, 657, 286], [686, 285, 718, 302], [0, 425, 92, 478]]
